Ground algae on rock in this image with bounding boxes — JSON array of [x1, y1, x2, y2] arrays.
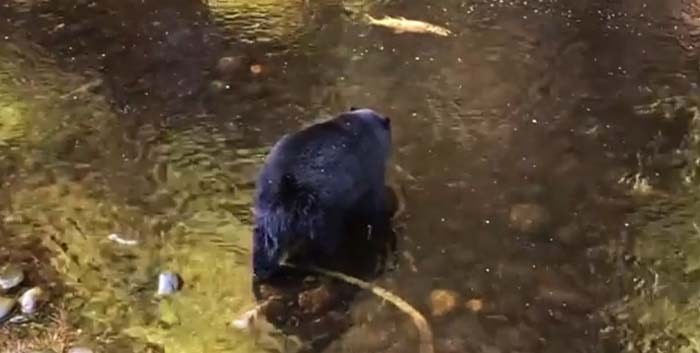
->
[[614, 93, 700, 353]]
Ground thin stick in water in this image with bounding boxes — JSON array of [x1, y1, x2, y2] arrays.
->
[[282, 261, 434, 353]]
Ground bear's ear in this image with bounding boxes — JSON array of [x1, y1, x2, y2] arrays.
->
[[350, 106, 359, 111], [381, 116, 391, 129]]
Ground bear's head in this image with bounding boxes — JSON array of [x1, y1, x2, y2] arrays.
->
[[345, 107, 392, 158]]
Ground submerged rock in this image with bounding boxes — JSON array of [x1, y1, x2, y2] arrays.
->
[[298, 284, 333, 315], [508, 203, 551, 234], [465, 298, 484, 312], [216, 56, 243, 76], [208, 80, 228, 94], [157, 271, 182, 296], [261, 297, 286, 321], [0, 264, 24, 291], [0, 296, 16, 321], [19, 287, 45, 314], [250, 64, 263, 75], [428, 289, 459, 317]]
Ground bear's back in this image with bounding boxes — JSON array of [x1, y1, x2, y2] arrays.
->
[[256, 112, 389, 210], [251, 108, 392, 279]]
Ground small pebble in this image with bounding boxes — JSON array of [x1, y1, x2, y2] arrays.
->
[[465, 298, 484, 312], [250, 64, 263, 75], [0, 264, 24, 291], [216, 56, 243, 75], [0, 296, 16, 321], [20, 287, 45, 314], [157, 271, 181, 296], [298, 285, 333, 315], [429, 289, 459, 317], [208, 80, 228, 94]]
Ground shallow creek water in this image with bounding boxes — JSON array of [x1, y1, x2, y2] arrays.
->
[[1, 1, 700, 353]]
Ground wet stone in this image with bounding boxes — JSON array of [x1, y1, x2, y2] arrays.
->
[[216, 56, 243, 76], [0, 296, 16, 321], [261, 297, 286, 322], [429, 289, 459, 317], [508, 203, 552, 234], [0, 263, 24, 291], [208, 80, 228, 94], [465, 298, 485, 313], [257, 283, 284, 300], [157, 271, 182, 296], [250, 64, 263, 75], [19, 287, 45, 314], [298, 284, 333, 315]]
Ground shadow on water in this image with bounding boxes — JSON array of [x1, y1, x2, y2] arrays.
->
[[2, 0, 700, 352]]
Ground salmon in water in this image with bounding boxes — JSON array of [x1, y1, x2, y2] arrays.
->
[[366, 14, 453, 37]]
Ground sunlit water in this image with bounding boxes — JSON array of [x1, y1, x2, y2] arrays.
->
[[1, 0, 700, 352]]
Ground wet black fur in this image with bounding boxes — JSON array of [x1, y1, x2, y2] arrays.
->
[[252, 108, 392, 280]]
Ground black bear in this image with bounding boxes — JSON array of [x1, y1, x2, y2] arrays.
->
[[252, 107, 392, 280]]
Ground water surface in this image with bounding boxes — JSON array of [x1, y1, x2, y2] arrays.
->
[[1, 0, 700, 352]]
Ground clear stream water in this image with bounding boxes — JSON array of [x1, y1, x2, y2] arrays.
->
[[1, 0, 700, 353]]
